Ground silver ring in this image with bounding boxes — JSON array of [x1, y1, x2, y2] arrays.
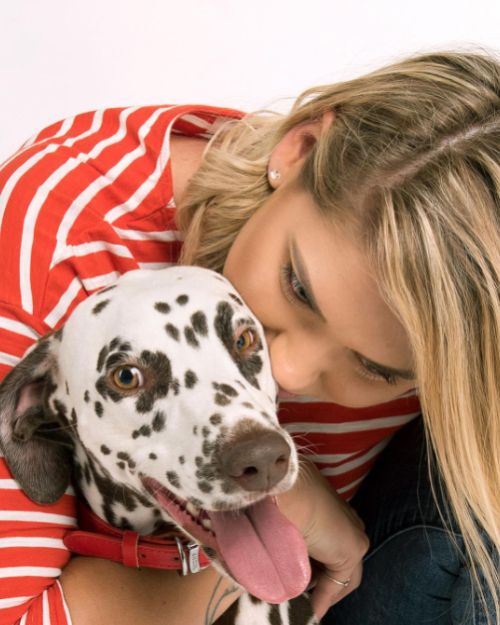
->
[[324, 572, 351, 588]]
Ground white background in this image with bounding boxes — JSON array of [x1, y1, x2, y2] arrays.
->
[[1, 0, 499, 162]]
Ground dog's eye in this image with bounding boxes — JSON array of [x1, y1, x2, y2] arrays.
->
[[111, 366, 143, 390], [235, 328, 257, 354]]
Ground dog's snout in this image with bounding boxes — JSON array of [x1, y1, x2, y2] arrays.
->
[[221, 431, 291, 492]]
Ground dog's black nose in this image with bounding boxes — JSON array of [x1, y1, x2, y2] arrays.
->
[[221, 430, 291, 492]]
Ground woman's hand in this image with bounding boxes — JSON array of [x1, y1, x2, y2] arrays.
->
[[276, 457, 369, 619]]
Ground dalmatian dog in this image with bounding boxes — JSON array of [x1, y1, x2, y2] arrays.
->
[[0, 266, 318, 625]]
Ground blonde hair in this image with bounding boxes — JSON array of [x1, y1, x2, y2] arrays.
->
[[178, 51, 500, 621]]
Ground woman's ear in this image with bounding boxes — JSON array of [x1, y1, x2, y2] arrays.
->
[[268, 111, 334, 189]]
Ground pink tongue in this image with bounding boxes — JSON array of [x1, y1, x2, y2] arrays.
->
[[209, 497, 310, 603]]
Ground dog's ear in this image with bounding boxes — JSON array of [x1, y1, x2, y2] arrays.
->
[[0, 336, 73, 504]]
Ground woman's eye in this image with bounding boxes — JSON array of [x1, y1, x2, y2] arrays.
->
[[358, 356, 398, 386], [235, 328, 257, 354], [281, 263, 310, 306], [111, 366, 143, 390]]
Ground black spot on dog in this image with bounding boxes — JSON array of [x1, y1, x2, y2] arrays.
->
[[117, 461, 126, 470], [242, 401, 254, 409], [165, 324, 180, 341], [101, 445, 111, 455], [84, 390, 90, 403], [98, 284, 117, 295], [152, 411, 166, 432], [154, 302, 171, 314], [195, 456, 203, 468], [153, 519, 177, 534], [65, 381, 69, 395], [261, 411, 272, 421], [193, 426, 198, 436], [92, 299, 110, 315], [202, 440, 216, 457], [96, 345, 109, 373], [95, 377, 123, 403], [94, 401, 104, 418], [215, 383, 238, 397], [178, 456, 185, 464], [202, 427, 211, 438], [109, 337, 121, 351], [105, 352, 125, 370], [191, 311, 208, 336], [214, 302, 263, 389], [119, 342, 132, 352], [135, 350, 172, 413], [269, 604, 282, 625], [166, 471, 180, 488], [184, 327, 199, 348], [184, 370, 198, 388], [70, 408, 77, 426], [209, 414, 222, 426], [229, 293, 244, 306], [119, 517, 134, 531], [215, 392, 231, 406], [132, 424, 152, 439], [171, 379, 180, 395], [176, 295, 189, 305], [96, 337, 124, 376], [117, 451, 130, 461], [198, 481, 213, 493], [195, 454, 219, 481], [149, 453, 157, 460]]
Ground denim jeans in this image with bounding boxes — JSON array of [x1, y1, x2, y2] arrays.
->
[[322, 417, 496, 625]]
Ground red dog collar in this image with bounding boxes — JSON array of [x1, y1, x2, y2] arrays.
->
[[63, 500, 211, 574]]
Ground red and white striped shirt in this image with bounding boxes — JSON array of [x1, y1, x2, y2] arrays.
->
[[0, 104, 420, 624]]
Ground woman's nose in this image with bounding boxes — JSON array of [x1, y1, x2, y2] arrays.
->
[[265, 330, 322, 394]]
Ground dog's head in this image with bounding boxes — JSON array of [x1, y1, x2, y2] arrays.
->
[[0, 267, 310, 602]]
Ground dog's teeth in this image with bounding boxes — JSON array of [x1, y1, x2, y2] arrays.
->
[[186, 502, 200, 517], [201, 518, 212, 530]]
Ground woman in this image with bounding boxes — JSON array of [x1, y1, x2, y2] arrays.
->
[[0, 51, 498, 625]]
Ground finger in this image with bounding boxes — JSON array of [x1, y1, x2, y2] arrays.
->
[[310, 563, 363, 620]]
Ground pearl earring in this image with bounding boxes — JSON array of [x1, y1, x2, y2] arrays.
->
[[269, 169, 281, 184]]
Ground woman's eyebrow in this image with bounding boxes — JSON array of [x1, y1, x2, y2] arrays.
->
[[290, 238, 327, 321]]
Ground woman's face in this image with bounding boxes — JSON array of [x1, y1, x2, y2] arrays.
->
[[223, 180, 417, 408]]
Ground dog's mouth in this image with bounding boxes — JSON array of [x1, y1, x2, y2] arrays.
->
[[141, 475, 311, 604], [141, 476, 218, 550]]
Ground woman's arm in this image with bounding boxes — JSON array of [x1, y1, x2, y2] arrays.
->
[[60, 557, 240, 625], [277, 457, 369, 619]]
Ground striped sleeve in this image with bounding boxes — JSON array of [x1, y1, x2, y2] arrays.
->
[[0, 302, 77, 625]]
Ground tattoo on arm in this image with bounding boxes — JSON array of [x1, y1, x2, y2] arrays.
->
[[205, 576, 239, 625]]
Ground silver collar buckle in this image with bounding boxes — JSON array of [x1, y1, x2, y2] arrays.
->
[[175, 537, 202, 575]]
